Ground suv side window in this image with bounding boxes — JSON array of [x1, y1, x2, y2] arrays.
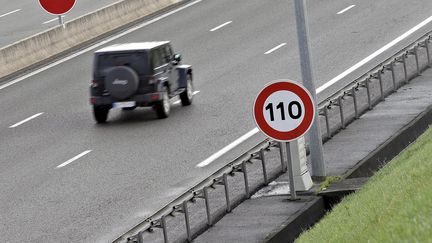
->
[[162, 45, 173, 63], [152, 48, 163, 69]]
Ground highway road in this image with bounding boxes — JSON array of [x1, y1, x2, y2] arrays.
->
[[0, 0, 123, 47], [1, 0, 431, 242]]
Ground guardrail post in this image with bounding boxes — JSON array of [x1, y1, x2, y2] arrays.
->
[[222, 174, 231, 213], [241, 161, 250, 198], [426, 38, 431, 67], [260, 149, 268, 184], [203, 187, 212, 226], [137, 231, 144, 243], [402, 53, 408, 83], [278, 142, 287, 172], [182, 201, 192, 242], [378, 70, 385, 101], [160, 216, 168, 243], [388, 61, 397, 92], [337, 96, 345, 129], [351, 86, 359, 119], [323, 106, 331, 138], [365, 79, 372, 110], [414, 46, 420, 76]]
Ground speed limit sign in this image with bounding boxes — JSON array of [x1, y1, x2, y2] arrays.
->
[[253, 80, 315, 142]]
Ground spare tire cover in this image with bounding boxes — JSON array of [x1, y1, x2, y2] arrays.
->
[[105, 66, 139, 100]]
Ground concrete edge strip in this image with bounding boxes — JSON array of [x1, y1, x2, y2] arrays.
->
[[264, 104, 432, 243]]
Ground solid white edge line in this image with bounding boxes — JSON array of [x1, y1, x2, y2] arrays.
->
[[210, 21, 232, 32], [264, 43, 287, 54], [0, 9, 21, 18], [43, 18, 58, 24], [197, 15, 432, 167], [0, 0, 202, 91], [316, 15, 432, 94], [9, 112, 44, 128], [173, 90, 201, 105], [173, 90, 200, 104], [196, 128, 259, 168], [337, 5, 355, 15], [56, 150, 92, 168]]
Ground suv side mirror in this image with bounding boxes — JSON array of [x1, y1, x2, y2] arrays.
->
[[173, 54, 182, 65]]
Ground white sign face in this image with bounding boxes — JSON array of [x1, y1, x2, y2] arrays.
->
[[263, 90, 305, 132], [253, 80, 315, 142]]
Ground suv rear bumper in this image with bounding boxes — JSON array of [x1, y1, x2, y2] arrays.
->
[[90, 92, 163, 107]]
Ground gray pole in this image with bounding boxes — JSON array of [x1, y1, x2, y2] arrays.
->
[[285, 142, 297, 200], [293, 0, 326, 177]]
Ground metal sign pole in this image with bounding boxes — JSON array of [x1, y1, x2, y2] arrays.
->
[[58, 15, 65, 28], [293, 0, 326, 178], [285, 142, 297, 200]]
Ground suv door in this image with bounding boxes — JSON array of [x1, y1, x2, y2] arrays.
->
[[162, 44, 179, 92], [152, 47, 178, 94]]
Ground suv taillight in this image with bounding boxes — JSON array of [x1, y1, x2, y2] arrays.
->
[[91, 80, 99, 87], [148, 76, 157, 84]]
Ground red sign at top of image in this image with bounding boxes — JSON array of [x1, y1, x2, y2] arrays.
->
[[39, 0, 76, 15]]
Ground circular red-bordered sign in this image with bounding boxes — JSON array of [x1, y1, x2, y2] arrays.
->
[[39, 0, 76, 15], [253, 80, 315, 142]]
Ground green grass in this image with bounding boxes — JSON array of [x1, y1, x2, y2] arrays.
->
[[297, 126, 432, 243], [318, 176, 341, 192]]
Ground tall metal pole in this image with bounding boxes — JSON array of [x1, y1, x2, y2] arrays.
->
[[293, 0, 326, 178]]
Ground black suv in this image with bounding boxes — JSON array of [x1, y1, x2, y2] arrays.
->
[[89, 41, 193, 123]]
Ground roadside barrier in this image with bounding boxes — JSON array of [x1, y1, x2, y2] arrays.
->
[[0, 0, 185, 80], [115, 30, 432, 243], [319, 32, 431, 141]]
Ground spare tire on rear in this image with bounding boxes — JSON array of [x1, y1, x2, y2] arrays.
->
[[104, 66, 139, 100]]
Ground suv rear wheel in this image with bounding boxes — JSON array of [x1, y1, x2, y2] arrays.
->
[[155, 88, 170, 119], [93, 106, 110, 123], [180, 74, 193, 106]]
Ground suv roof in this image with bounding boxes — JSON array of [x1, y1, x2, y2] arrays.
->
[[95, 41, 170, 53]]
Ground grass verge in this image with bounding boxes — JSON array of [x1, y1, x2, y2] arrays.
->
[[296, 126, 432, 243]]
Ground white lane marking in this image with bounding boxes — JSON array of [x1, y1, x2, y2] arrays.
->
[[317, 15, 432, 94], [9, 112, 44, 128], [0, 0, 202, 91], [264, 43, 287, 54], [337, 5, 355, 14], [56, 150, 92, 168], [0, 9, 21, 18], [210, 21, 232, 32], [196, 128, 259, 168], [43, 18, 58, 24], [197, 16, 432, 167], [173, 90, 200, 105]]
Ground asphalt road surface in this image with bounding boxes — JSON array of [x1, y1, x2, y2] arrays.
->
[[0, 0, 124, 47], [1, 0, 431, 242]]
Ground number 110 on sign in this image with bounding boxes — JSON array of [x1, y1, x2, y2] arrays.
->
[[263, 90, 305, 132]]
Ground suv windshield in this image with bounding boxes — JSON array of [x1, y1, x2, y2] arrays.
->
[[96, 52, 150, 76]]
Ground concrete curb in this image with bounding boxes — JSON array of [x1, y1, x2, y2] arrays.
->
[[345, 104, 432, 179], [264, 104, 432, 243], [266, 197, 325, 243], [0, 0, 187, 80]]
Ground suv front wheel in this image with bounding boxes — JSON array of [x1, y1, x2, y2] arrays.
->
[[180, 74, 193, 106], [154, 88, 170, 119], [93, 105, 110, 123]]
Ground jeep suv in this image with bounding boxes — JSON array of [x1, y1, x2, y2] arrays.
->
[[89, 41, 193, 123]]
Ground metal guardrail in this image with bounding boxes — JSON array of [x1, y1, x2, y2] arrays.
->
[[114, 30, 432, 243], [319, 31, 432, 139], [113, 139, 285, 243]]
